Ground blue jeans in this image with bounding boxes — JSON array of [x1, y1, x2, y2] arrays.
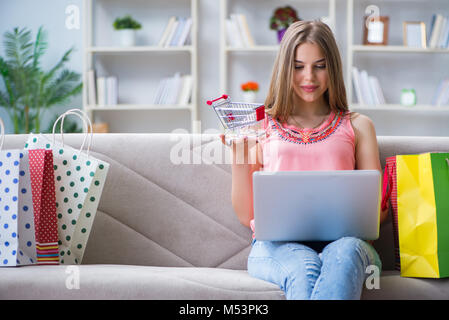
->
[[247, 237, 382, 300]]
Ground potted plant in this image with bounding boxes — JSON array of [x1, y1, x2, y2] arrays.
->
[[241, 81, 259, 103], [113, 14, 142, 46], [269, 6, 300, 43], [0, 26, 82, 134]]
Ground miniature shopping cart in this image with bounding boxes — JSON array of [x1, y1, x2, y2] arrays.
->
[[207, 94, 266, 144]]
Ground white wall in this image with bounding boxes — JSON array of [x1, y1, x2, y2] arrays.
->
[[1, 0, 448, 136]]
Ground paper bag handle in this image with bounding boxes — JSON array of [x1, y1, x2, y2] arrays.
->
[[52, 111, 89, 154], [0, 117, 4, 151], [52, 109, 93, 157], [61, 109, 93, 156]]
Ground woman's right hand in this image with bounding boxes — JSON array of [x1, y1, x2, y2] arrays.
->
[[219, 134, 260, 165]]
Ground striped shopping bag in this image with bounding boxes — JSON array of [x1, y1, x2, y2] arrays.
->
[[382, 156, 400, 271], [28, 149, 59, 265]]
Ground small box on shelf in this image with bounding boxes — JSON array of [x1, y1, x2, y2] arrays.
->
[[88, 122, 109, 133]]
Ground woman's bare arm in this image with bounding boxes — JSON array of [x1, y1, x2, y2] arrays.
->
[[220, 134, 263, 227], [351, 113, 389, 224]]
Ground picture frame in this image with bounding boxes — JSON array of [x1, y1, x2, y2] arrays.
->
[[403, 21, 427, 48], [363, 15, 389, 45]]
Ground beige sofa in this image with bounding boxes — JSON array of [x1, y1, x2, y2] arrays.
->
[[1, 133, 449, 299]]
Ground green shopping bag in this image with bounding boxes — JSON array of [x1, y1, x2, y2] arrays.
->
[[384, 153, 449, 278]]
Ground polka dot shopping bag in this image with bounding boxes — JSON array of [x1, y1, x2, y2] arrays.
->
[[0, 118, 38, 267], [28, 149, 59, 265], [25, 109, 109, 265]]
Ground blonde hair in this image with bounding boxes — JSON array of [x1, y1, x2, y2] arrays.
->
[[265, 20, 348, 122]]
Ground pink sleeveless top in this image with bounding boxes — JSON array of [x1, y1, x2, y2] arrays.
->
[[250, 110, 356, 237]]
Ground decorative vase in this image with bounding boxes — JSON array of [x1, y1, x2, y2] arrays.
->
[[242, 91, 256, 103], [277, 28, 287, 43], [118, 29, 136, 46]]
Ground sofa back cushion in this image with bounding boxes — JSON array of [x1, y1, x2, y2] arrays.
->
[[4, 134, 449, 270]]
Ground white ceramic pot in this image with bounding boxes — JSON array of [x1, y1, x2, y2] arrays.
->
[[118, 29, 136, 46], [242, 91, 256, 103]]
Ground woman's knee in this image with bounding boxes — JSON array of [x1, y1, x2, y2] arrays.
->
[[321, 237, 381, 269], [248, 241, 322, 290], [247, 242, 292, 290]]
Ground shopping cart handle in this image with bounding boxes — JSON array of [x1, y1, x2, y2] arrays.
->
[[206, 94, 228, 105]]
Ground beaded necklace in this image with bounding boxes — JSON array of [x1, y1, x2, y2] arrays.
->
[[270, 111, 344, 144]]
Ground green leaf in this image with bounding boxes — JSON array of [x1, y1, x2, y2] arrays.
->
[[32, 25, 48, 70], [3, 27, 34, 68], [41, 47, 73, 85]]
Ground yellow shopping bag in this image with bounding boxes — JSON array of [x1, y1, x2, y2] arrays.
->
[[396, 153, 449, 278]]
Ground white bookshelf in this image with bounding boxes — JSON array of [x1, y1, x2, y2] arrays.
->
[[346, 0, 449, 112], [86, 46, 195, 53], [352, 104, 449, 111], [85, 104, 193, 111], [225, 46, 279, 52], [219, 0, 337, 96], [351, 44, 449, 53], [82, 0, 199, 133]]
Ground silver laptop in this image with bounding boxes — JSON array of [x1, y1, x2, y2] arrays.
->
[[253, 170, 381, 241]]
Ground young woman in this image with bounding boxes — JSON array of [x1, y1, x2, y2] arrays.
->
[[220, 20, 388, 300]]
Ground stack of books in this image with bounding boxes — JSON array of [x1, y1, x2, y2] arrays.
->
[[432, 79, 449, 106], [153, 73, 193, 106], [87, 70, 118, 107], [428, 14, 449, 49], [158, 16, 192, 47], [225, 13, 256, 48], [352, 67, 386, 106]]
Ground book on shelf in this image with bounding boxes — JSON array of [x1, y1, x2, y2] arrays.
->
[[158, 16, 192, 47], [428, 14, 449, 48], [87, 69, 97, 106], [158, 16, 176, 46], [153, 73, 192, 106], [178, 75, 193, 106], [359, 70, 375, 105], [226, 13, 256, 47], [170, 18, 186, 47], [164, 19, 179, 47], [352, 67, 386, 106], [106, 76, 118, 106], [352, 67, 364, 105], [370, 77, 386, 105], [96, 77, 106, 106], [177, 18, 192, 47], [432, 79, 449, 106], [225, 19, 243, 47], [95, 75, 118, 107]]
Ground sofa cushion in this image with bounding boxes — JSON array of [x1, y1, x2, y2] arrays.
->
[[3, 134, 449, 272], [0, 265, 284, 300], [2, 266, 448, 300], [3, 134, 252, 269]]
